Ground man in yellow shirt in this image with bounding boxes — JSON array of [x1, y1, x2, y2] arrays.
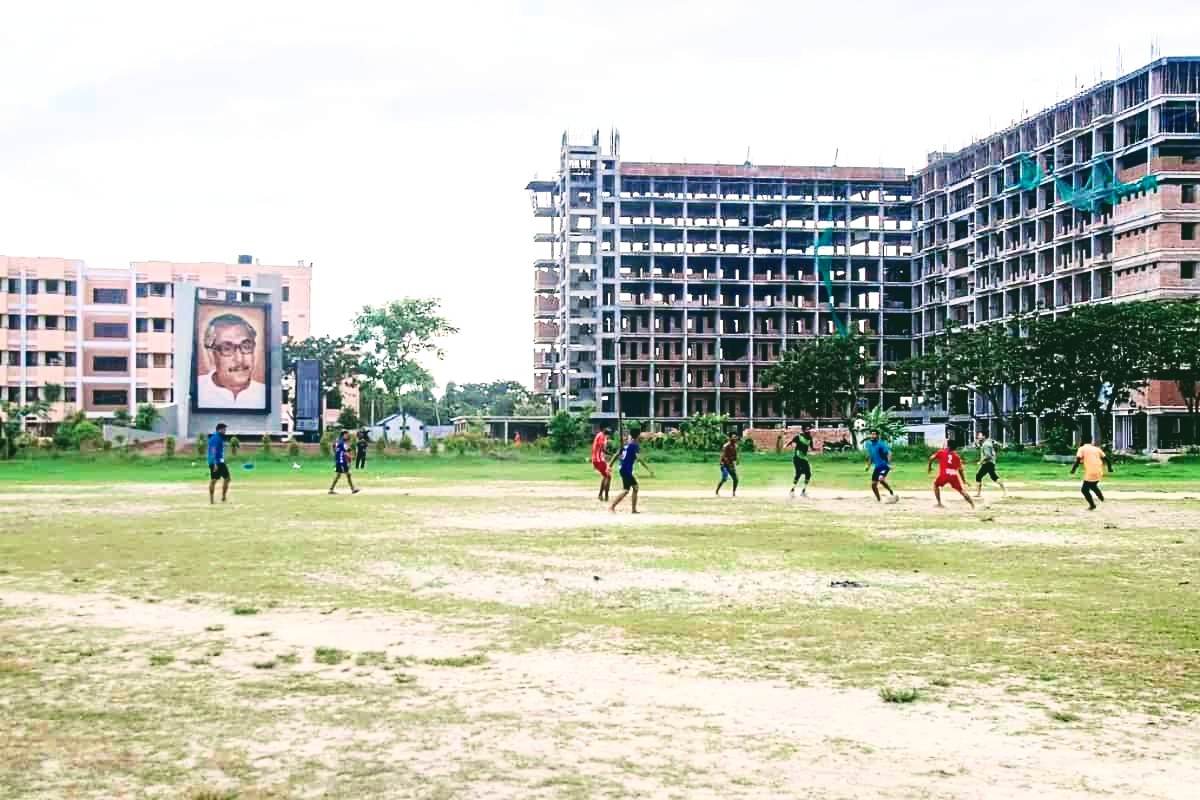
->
[[1070, 434, 1113, 510]]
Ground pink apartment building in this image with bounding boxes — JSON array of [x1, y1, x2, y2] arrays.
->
[[0, 254, 351, 432]]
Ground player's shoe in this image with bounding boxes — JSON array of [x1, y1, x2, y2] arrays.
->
[[886, 494, 900, 504]]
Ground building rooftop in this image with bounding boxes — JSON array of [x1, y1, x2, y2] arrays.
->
[[619, 162, 908, 181]]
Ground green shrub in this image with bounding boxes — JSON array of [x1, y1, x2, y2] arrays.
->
[[678, 414, 727, 451], [374, 436, 386, 457], [547, 410, 589, 453], [101, 440, 113, 452], [260, 434, 272, 455], [114, 434, 126, 448], [1042, 424, 1075, 456], [74, 421, 102, 449], [428, 439, 439, 456], [319, 431, 333, 458], [165, 435, 176, 458], [229, 436, 241, 456], [195, 433, 207, 457], [738, 436, 756, 454], [287, 438, 300, 458], [399, 434, 414, 451]]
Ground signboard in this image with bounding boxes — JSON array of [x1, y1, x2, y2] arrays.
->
[[192, 299, 271, 414], [295, 359, 322, 433]]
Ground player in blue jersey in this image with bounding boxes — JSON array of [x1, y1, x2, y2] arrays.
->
[[329, 430, 360, 495], [207, 422, 230, 504], [608, 430, 654, 513], [864, 430, 898, 503]]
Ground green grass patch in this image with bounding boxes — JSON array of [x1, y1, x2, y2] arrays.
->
[[314, 646, 350, 665], [879, 686, 920, 704]]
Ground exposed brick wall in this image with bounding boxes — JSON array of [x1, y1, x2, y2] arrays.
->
[[742, 426, 851, 452]]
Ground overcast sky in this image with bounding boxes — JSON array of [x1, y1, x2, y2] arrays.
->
[[1, 2, 1195, 388]]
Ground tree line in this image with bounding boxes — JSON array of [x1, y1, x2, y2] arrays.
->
[[767, 300, 1200, 447]]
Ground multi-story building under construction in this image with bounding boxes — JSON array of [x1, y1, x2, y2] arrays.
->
[[530, 56, 1200, 448]]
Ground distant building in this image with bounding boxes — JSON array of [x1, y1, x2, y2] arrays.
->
[[371, 413, 452, 449]]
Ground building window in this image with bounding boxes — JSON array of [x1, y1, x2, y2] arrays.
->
[[92, 288, 128, 304], [1183, 262, 1198, 280], [1184, 184, 1197, 204], [64, 280, 76, 296], [65, 315, 77, 332], [45, 352, 64, 367], [64, 386, 77, 403], [65, 352, 77, 367], [6, 279, 18, 294], [44, 279, 59, 294], [152, 318, 167, 333], [136, 387, 148, 403], [6, 387, 19, 403], [93, 322, 129, 338], [92, 389, 128, 406], [151, 283, 168, 297], [93, 356, 129, 373], [25, 315, 38, 330], [152, 353, 169, 368], [25, 279, 38, 295], [24, 351, 38, 367], [282, 320, 290, 337], [26, 387, 39, 402], [152, 388, 170, 403], [135, 353, 149, 369], [282, 286, 290, 302], [241, 278, 252, 288], [5, 315, 16, 329], [1183, 223, 1197, 241], [136, 283, 149, 298], [44, 315, 59, 330], [135, 318, 149, 333]]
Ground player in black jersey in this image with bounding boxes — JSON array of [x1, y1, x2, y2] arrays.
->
[[789, 424, 814, 497]]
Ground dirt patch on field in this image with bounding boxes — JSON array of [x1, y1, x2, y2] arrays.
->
[[871, 525, 1104, 547], [436, 509, 733, 532], [2, 590, 1197, 799]]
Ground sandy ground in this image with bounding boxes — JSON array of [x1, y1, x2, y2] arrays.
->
[[2, 589, 1198, 799]]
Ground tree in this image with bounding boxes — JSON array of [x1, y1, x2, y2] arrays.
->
[[0, 400, 49, 459], [353, 299, 457, 428], [43, 383, 63, 404], [134, 403, 161, 431], [1147, 300, 1200, 444], [1022, 304, 1157, 442], [336, 407, 362, 430], [112, 408, 132, 427], [547, 409, 590, 453], [281, 335, 362, 398], [897, 320, 1029, 439], [762, 334, 876, 446], [443, 380, 533, 418], [677, 413, 728, 451], [855, 406, 907, 443]]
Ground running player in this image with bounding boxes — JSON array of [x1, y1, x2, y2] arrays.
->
[[715, 433, 739, 497], [928, 440, 975, 509], [609, 430, 653, 513], [789, 425, 814, 496], [329, 430, 360, 495], [974, 431, 1007, 497], [592, 427, 613, 501], [207, 422, 230, 504], [865, 430, 898, 503], [1071, 434, 1112, 510]]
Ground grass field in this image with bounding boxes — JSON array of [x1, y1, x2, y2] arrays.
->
[[2, 451, 1198, 799]]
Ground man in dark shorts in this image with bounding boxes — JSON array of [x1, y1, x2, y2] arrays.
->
[[329, 430, 360, 495], [609, 430, 653, 513], [1071, 434, 1112, 510], [789, 425, 814, 497], [865, 430, 898, 503], [355, 428, 370, 470], [207, 422, 230, 504], [928, 440, 975, 509], [592, 427, 613, 501], [715, 433, 740, 496], [974, 431, 1006, 497]]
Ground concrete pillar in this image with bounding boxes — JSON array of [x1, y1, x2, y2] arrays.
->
[[503, 419, 509, 443], [1147, 415, 1159, 453]]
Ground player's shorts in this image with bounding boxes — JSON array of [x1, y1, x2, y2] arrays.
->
[[592, 460, 611, 478], [335, 462, 350, 474], [720, 464, 738, 482], [935, 473, 964, 491], [620, 471, 638, 490], [871, 464, 891, 482], [209, 463, 231, 481], [793, 457, 811, 481], [975, 462, 999, 483]]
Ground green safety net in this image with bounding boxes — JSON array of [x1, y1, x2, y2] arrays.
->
[[815, 229, 849, 337], [1008, 153, 1158, 213]]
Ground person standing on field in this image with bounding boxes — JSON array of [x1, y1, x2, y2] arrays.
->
[[715, 433, 740, 497], [609, 430, 653, 513], [865, 430, 898, 503], [789, 425, 814, 496], [974, 431, 1006, 497], [1071, 434, 1112, 510], [207, 422, 230, 504], [591, 427, 613, 502], [928, 440, 975, 509], [355, 428, 369, 470], [329, 430, 360, 495]]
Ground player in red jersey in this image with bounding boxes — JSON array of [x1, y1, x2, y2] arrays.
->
[[927, 440, 975, 509], [592, 427, 613, 501]]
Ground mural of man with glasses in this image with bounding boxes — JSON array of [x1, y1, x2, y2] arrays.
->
[[197, 313, 266, 409]]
